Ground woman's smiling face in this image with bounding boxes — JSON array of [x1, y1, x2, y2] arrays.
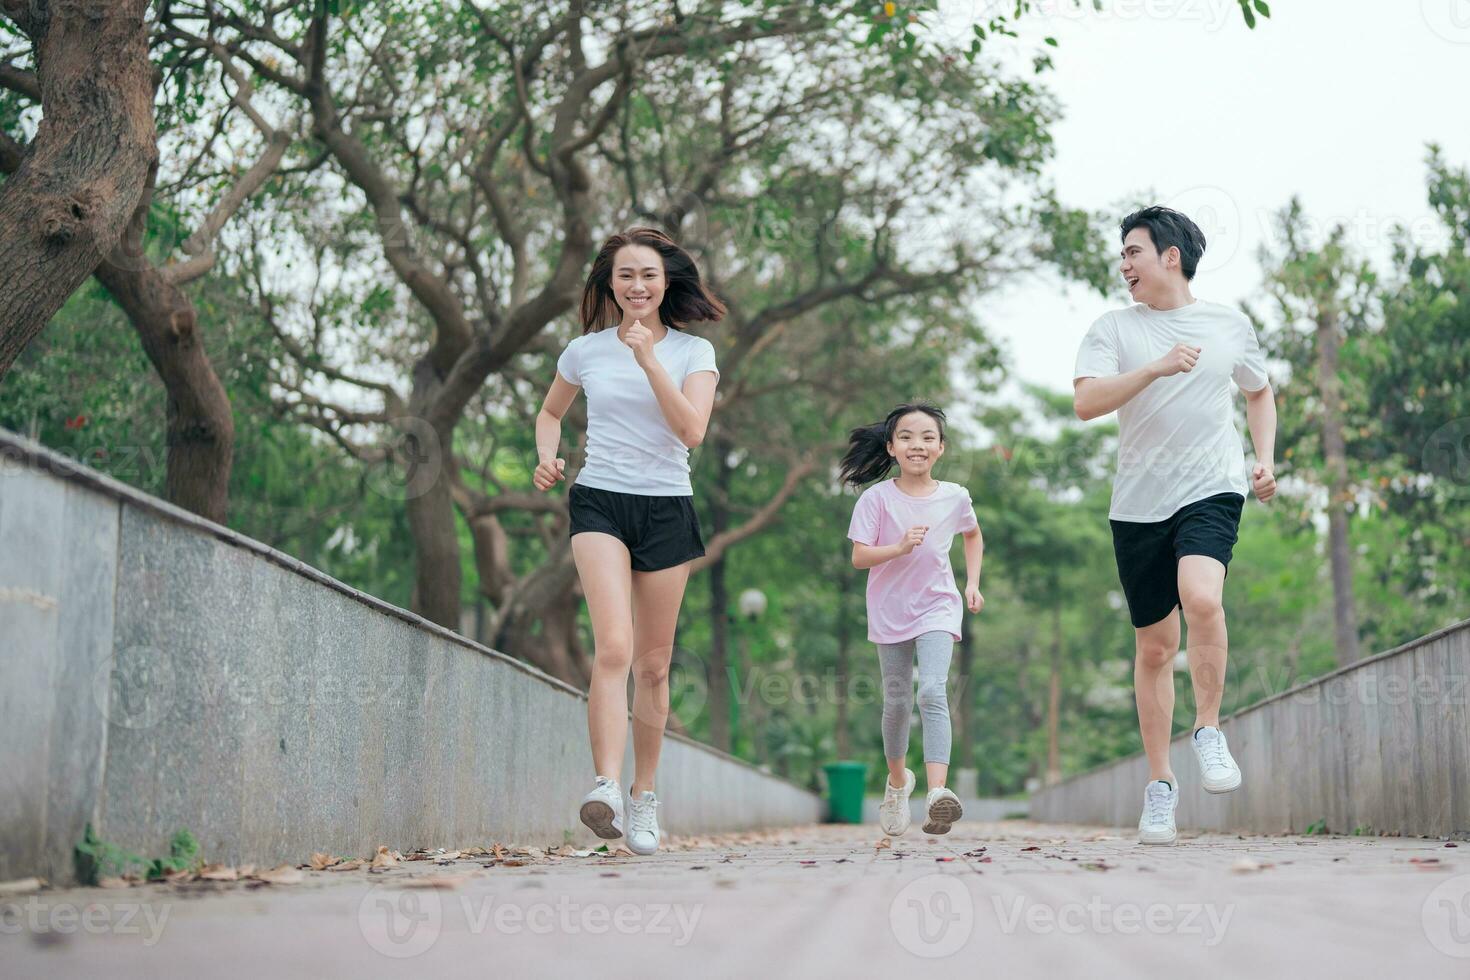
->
[[612, 244, 666, 321]]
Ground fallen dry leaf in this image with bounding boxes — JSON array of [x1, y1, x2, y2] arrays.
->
[[0, 877, 45, 895], [371, 846, 401, 869], [327, 859, 364, 872], [1410, 857, 1444, 870], [255, 865, 305, 885], [398, 876, 465, 889], [875, 838, 892, 851], [1021, 846, 1041, 852], [433, 851, 461, 864], [309, 853, 339, 871], [199, 864, 239, 881], [1230, 858, 1274, 874], [97, 877, 130, 890], [491, 844, 508, 861]]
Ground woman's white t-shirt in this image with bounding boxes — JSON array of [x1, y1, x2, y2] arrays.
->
[[556, 326, 719, 496], [1072, 300, 1269, 523]]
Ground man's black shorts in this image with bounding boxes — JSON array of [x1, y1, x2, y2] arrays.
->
[[567, 482, 705, 572], [1110, 492, 1244, 629]]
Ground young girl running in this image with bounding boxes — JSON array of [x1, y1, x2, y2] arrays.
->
[[533, 227, 725, 855], [842, 404, 984, 837]]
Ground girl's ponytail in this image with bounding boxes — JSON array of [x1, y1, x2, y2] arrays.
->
[[839, 422, 892, 487]]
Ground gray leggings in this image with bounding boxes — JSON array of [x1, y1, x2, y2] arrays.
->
[[877, 630, 954, 764]]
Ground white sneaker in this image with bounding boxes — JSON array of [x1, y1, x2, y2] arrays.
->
[[922, 787, 963, 835], [626, 790, 661, 855], [579, 775, 624, 840], [879, 769, 915, 836], [1138, 779, 1178, 845], [1192, 726, 1242, 794]]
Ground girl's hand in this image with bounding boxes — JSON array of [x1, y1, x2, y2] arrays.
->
[[966, 586, 984, 614], [898, 525, 928, 555], [533, 457, 566, 491], [623, 319, 656, 365]]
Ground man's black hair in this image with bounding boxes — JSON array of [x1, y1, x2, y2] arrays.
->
[[1120, 206, 1207, 281]]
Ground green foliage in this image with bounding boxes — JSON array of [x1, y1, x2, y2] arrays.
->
[[73, 824, 148, 885], [147, 829, 203, 880], [73, 825, 203, 884]]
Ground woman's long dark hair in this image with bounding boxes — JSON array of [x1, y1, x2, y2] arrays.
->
[[839, 403, 948, 488], [579, 227, 726, 333]]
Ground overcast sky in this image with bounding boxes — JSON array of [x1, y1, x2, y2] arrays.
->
[[938, 0, 1470, 394]]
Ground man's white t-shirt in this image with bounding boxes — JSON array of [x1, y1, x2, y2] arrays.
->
[[1073, 300, 1269, 523], [556, 326, 719, 496]]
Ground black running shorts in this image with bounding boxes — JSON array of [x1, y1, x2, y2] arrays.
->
[[1109, 492, 1244, 629], [567, 482, 706, 572]]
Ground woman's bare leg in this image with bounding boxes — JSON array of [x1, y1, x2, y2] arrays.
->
[[572, 532, 635, 780], [628, 561, 692, 796]]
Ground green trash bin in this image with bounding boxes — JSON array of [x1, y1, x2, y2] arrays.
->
[[823, 761, 868, 824]]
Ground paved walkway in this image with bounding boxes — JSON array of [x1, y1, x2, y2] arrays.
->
[[4, 821, 1467, 978]]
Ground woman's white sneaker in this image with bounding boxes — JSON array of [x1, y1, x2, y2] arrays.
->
[[879, 769, 915, 836], [922, 787, 963, 835], [1192, 726, 1242, 794], [626, 790, 662, 855], [1138, 779, 1178, 845], [579, 775, 624, 840]]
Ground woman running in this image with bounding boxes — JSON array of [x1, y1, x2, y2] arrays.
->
[[533, 227, 725, 855]]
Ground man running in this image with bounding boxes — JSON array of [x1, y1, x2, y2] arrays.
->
[[1073, 206, 1278, 845]]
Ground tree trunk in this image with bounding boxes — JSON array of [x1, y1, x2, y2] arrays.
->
[[401, 369, 462, 629], [834, 556, 854, 760], [705, 435, 733, 752], [94, 213, 234, 523], [1315, 310, 1361, 667], [0, 0, 156, 378], [954, 603, 975, 771], [491, 544, 588, 686], [1045, 604, 1061, 786]]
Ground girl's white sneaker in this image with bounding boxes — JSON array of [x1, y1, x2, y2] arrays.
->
[[579, 775, 625, 840], [922, 787, 962, 835], [1138, 779, 1179, 845], [626, 790, 662, 855], [879, 769, 915, 836]]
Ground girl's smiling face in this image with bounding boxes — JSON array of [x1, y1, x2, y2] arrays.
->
[[888, 410, 944, 477], [612, 244, 666, 321]]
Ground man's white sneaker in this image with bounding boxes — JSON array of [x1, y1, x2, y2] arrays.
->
[[626, 790, 662, 855], [1192, 726, 1242, 794], [579, 775, 624, 840], [922, 787, 963, 835], [1138, 779, 1178, 845], [879, 769, 915, 836]]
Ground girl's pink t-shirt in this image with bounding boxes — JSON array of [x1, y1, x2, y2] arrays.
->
[[846, 479, 979, 644]]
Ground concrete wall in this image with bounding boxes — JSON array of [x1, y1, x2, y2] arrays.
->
[[1031, 617, 1470, 837], [0, 430, 820, 884]]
